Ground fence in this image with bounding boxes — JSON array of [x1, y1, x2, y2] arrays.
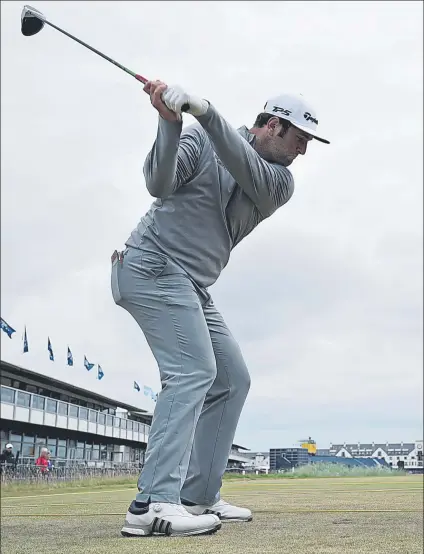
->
[[0, 458, 142, 485]]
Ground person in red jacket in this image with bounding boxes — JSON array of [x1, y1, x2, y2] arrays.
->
[[36, 448, 49, 474]]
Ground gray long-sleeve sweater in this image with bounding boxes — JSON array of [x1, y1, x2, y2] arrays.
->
[[126, 103, 295, 288]]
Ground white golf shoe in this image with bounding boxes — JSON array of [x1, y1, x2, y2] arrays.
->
[[184, 499, 253, 522], [121, 501, 222, 537]]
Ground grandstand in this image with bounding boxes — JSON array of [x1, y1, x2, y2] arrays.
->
[[310, 455, 390, 468], [0, 360, 251, 467]]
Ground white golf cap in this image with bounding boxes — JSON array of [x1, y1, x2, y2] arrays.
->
[[6, 444, 13, 449], [263, 93, 330, 144]]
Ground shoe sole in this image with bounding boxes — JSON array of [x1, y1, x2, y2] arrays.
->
[[221, 516, 253, 523], [121, 522, 222, 538]]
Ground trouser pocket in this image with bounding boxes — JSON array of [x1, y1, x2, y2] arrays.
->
[[111, 250, 123, 305]]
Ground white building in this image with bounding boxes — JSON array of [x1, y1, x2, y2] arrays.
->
[[328, 441, 423, 470], [241, 451, 270, 473]]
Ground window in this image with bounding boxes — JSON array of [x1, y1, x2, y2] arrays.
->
[[69, 405, 79, 418], [75, 448, 84, 459], [120, 419, 127, 429], [91, 449, 99, 460], [26, 385, 38, 394], [98, 413, 106, 425], [16, 391, 30, 408], [9, 434, 22, 450], [73, 442, 84, 459], [1, 386, 15, 404], [48, 438, 57, 448], [134, 422, 139, 433], [57, 446, 67, 458], [89, 410, 98, 423], [79, 408, 88, 420], [106, 415, 113, 427], [35, 436, 46, 447], [46, 399, 57, 413], [1, 377, 12, 387], [58, 402, 68, 416], [22, 444, 35, 456], [32, 395, 45, 410], [114, 417, 120, 428], [127, 420, 133, 431], [378, 451, 382, 457]]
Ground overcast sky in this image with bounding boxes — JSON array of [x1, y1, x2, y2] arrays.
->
[[1, 1, 422, 451]]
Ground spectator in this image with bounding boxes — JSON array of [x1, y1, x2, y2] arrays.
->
[[47, 452, 54, 471], [36, 448, 50, 475], [0, 444, 15, 464]]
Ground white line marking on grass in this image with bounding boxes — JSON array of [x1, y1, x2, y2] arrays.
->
[[2, 487, 136, 501]]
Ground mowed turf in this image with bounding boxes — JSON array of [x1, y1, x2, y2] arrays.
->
[[1, 475, 423, 554]]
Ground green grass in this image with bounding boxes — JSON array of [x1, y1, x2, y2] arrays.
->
[[226, 464, 405, 480], [1, 475, 423, 554], [1, 475, 138, 495], [1, 464, 405, 496]]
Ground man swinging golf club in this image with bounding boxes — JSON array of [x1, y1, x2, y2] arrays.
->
[[19, 2, 327, 539], [112, 81, 330, 537]]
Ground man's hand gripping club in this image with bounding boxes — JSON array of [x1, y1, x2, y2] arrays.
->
[[143, 80, 209, 121]]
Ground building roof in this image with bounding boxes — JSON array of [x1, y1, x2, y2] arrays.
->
[[1, 359, 150, 415], [232, 443, 250, 451], [330, 443, 415, 453]]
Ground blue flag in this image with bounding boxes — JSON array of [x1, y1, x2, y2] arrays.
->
[[97, 365, 104, 380], [84, 355, 94, 371], [134, 381, 141, 392], [48, 337, 54, 361], [67, 347, 73, 366], [23, 327, 29, 353], [1, 318, 16, 339], [144, 385, 152, 397]]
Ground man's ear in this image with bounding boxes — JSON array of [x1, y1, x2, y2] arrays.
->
[[266, 116, 281, 137]]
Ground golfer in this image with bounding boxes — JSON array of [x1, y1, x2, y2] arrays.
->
[[112, 81, 329, 537]]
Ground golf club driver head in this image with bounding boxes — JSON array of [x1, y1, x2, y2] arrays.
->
[[21, 5, 45, 36]]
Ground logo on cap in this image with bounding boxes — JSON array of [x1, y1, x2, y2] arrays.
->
[[304, 112, 318, 125], [272, 106, 292, 117]]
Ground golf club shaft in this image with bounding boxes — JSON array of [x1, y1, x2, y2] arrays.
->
[[44, 19, 148, 84]]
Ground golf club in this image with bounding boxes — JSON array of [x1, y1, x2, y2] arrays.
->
[[21, 5, 189, 110]]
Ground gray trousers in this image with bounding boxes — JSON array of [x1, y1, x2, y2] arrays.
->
[[111, 246, 250, 505]]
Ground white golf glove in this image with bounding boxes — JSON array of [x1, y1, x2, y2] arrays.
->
[[162, 85, 209, 117]]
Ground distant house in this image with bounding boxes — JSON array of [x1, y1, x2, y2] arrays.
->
[[241, 451, 270, 472], [327, 441, 423, 471]]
